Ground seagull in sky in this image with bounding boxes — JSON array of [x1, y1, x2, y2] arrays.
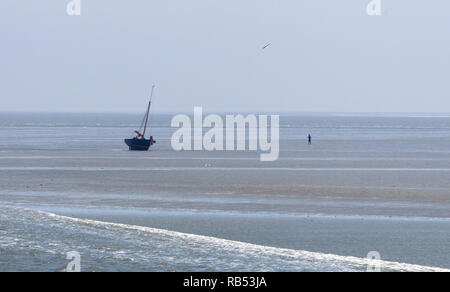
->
[[262, 43, 271, 50]]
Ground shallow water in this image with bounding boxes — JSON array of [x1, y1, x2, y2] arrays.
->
[[1, 206, 448, 272], [0, 113, 449, 271]]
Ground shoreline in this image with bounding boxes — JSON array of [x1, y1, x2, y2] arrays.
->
[[1, 205, 449, 272]]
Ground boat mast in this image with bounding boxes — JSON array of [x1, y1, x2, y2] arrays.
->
[[142, 85, 155, 138]]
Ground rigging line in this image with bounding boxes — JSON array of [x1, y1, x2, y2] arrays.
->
[[142, 85, 155, 137], [138, 109, 147, 132]]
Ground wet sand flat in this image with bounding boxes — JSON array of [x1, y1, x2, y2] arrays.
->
[[0, 114, 449, 270]]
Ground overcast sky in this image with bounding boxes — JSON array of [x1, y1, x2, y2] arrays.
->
[[1, 0, 449, 113]]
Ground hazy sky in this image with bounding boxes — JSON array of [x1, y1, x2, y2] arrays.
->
[[1, 0, 449, 113]]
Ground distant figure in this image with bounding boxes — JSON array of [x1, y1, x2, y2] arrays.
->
[[150, 136, 156, 144], [308, 134, 312, 145]]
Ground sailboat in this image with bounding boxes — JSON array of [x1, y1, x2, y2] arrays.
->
[[124, 85, 156, 151]]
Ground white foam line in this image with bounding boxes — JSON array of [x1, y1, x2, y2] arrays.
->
[[31, 208, 447, 272], [1, 166, 450, 172]]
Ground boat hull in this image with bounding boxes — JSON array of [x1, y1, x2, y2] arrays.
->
[[124, 138, 153, 151]]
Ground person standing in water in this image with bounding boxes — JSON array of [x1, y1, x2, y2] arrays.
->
[[308, 134, 312, 145]]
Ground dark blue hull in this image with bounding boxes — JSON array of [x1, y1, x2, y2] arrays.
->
[[124, 138, 153, 151]]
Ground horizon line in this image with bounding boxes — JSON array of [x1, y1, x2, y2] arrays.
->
[[1, 111, 450, 115]]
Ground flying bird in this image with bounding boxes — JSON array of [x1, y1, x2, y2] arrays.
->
[[262, 43, 271, 50]]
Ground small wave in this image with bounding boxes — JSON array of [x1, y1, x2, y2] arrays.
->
[[12, 206, 448, 272]]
